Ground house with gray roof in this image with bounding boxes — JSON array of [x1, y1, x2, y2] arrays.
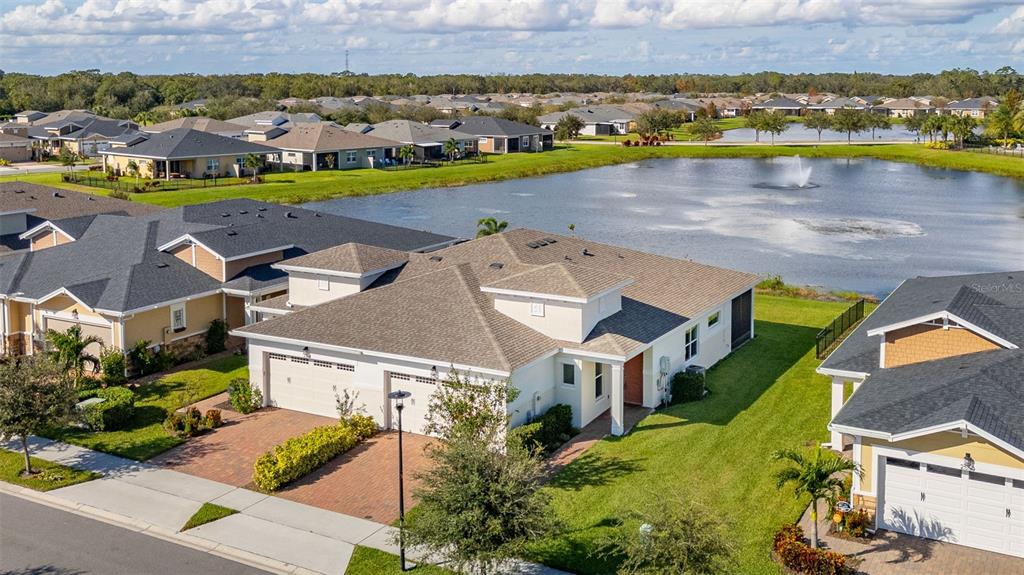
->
[[0, 198, 455, 358], [349, 120, 477, 161], [538, 106, 635, 136], [751, 97, 805, 116], [819, 271, 1024, 558], [7, 109, 143, 158], [434, 117, 553, 153], [233, 229, 758, 436], [946, 97, 1000, 119], [807, 97, 868, 115], [144, 117, 248, 139], [877, 97, 934, 118], [226, 111, 322, 142], [265, 123, 401, 171], [99, 128, 277, 180]]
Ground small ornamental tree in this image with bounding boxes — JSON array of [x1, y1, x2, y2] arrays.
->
[[744, 109, 768, 143], [761, 111, 789, 145], [600, 497, 737, 575], [405, 370, 558, 574], [691, 116, 721, 146], [0, 356, 77, 475], [803, 111, 832, 142], [554, 114, 585, 141], [831, 108, 868, 143], [398, 144, 415, 165]]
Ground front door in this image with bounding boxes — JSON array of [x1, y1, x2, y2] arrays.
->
[[624, 354, 643, 405], [731, 289, 753, 348]]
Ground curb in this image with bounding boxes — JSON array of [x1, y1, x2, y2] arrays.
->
[[0, 480, 315, 575]]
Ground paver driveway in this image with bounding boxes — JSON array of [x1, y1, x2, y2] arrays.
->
[[154, 393, 435, 523]]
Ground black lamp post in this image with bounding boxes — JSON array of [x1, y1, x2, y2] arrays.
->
[[388, 389, 412, 572]]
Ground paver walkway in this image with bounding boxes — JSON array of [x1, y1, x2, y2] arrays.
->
[[2, 437, 568, 575], [152, 394, 335, 487], [799, 500, 1024, 575], [546, 405, 650, 474]]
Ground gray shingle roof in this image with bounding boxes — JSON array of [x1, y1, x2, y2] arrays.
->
[[357, 120, 475, 146], [0, 199, 454, 313], [820, 272, 1024, 375], [100, 128, 277, 160], [277, 243, 409, 275], [446, 117, 550, 138], [266, 123, 401, 152], [237, 229, 758, 371], [538, 106, 635, 124], [832, 350, 1024, 453]]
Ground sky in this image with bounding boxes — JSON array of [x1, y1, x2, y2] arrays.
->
[[1, 0, 1023, 76]]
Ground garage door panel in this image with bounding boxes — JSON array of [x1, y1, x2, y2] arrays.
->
[[267, 354, 370, 420], [45, 318, 109, 359]]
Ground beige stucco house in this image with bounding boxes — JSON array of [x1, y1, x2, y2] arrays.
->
[[234, 230, 759, 437], [820, 271, 1024, 558], [100, 128, 277, 180]]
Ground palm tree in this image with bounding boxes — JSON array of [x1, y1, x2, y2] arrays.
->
[[126, 159, 140, 185], [442, 138, 460, 163], [773, 447, 860, 549], [243, 153, 262, 182], [949, 115, 976, 149], [132, 111, 155, 126], [476, 217, 508, 238], [45, 325, 101, 386], [398, 145, 415, 166]]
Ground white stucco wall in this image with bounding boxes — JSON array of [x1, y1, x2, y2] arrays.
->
[[492, 290, 621, 343], [287, 272, 380, 306]]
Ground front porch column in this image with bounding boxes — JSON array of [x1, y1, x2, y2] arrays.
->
[[610, 363, 625, 436], [311, 152, 317, 172], [830, 377, 845, 449], [243, 295, 254, 325]]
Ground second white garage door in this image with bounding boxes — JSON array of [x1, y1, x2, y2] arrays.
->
[[266, 353, 366, 418], [880, 456, 1024, 558]]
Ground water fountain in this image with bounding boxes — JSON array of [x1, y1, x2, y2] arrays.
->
[[785, 155, 813, 188]]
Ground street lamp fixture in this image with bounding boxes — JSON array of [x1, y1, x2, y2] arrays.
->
[[388, 389, 413, 572]]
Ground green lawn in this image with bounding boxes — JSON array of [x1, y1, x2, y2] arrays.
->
[[0, 449, 99, 491], [46, 355, 247, 461], [527, 295, 860, 574], [181, 502, 237, 531], [3, 143, 1021, 209], [345, 546, 455, 575]]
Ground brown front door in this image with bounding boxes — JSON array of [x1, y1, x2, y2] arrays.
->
[[624, 354, 644, 405]]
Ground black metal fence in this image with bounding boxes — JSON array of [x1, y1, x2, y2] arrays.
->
[[964, 145, 1024, 159], [65, 174, 246, 193], [816, 299, 866, 359]]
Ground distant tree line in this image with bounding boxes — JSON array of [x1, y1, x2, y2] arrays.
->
[[1, 67, 1022, 120]]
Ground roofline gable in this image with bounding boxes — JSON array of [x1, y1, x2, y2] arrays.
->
[[18, 221, 76, 242], [829, 419, 1024, 461], [865, 310, 1018, 350]]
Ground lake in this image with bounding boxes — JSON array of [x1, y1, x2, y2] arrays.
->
[[304, 157, 1024, 296], [718, 124, 919, 143]]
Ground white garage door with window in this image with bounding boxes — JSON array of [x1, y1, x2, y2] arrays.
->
[[880, 456, 1024, 558], [266, 352, 366, 418], [386, 372, 437, 435]]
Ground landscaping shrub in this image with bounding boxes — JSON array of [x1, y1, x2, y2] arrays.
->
[[81, 387, 135, 431], [253, 415, 377, 491], [204, 409, 223, 429], [532, 404, 576, 453], [227, 378, 262, 414], [164, 406, 205, 438], [842, 509, 871, 539], [204, 319, 228, 354], [98, 347, 127, 386], [670, 370, 705, 404], [108, 189, 130, 200], [506, 421, 543, 451], [129, 340, 175, 375], [772, 524, 849, 575]]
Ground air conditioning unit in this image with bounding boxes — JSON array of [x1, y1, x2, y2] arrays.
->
[[659, 356, 671, 376]]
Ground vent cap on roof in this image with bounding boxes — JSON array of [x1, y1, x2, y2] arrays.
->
[[489, 262, 504, 269], [430, 255, 443, 262]]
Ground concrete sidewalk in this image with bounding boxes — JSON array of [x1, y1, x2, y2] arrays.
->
[[2, 437, 566, 575]]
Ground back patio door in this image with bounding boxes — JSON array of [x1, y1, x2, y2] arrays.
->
[[730, 289, 752, 348]]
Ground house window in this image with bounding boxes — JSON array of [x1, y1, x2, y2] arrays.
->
[[317, 278, 330, 291], [708, 311, 720, 328], [594, 364, 604, 398], [346, 151, 357, 163], [530, 301, 545, 317], [206, 158, 219, 172], [562, 363, 575, 386], [479, 137, 489, 144], [170, 303, 187, 332], [235, 156, 243, 165], [366, 149, 376, 158], [684, 325, 699, 360]]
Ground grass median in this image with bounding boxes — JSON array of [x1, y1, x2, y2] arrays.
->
[[2, 143, 1021, 209]]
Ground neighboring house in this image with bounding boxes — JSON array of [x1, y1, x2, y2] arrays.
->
[[751, 97, 805, 116], [0, 132, 32, 163], [6, 110, 142, 158], [234, 229, 758, 436], [0, 182, 159, 254], [348, 120, 477, 161], [820, 271, 1024, 559], [311, 96, 393, 112], [0, 199, 455, 358], [946, 97, 999, 119], [806, 97, 868, 115], [174, 99, 209, 114], [100, 128, 277, 180], [643, 99, 703, 121], [538, 106, 636, 136], [877, 98, 934, 118], [266, 123, 401, 171], [227, 111, 322, 141], [144, 117, 248, 139], [435, 117, 553, 153]]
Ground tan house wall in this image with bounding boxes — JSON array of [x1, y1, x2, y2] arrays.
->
[[477, 138, 496, 153], [883, 323, 999, 368], [29, 229, 72, 251], [33, 294, 117, 349], [224, 250, 283, 281], [169, 243, 225, 280], [0, 142, 32, 162], [105, 153, 247, 179], [123, 293, 222, 349]]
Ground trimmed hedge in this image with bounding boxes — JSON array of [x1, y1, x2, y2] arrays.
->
[[670, 370, 705, 404], [253, 414, 377, 491], [80, 387, 135, 431], [509, 404, 577, 454], [772, 524, 849, 575]]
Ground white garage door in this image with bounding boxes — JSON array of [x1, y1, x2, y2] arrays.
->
[[266, 353, 361, 418], [386, 372, 437, 435], [881, 456, 1024, 558]]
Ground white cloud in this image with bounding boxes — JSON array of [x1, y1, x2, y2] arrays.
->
[[994, 5, 1024, 34]]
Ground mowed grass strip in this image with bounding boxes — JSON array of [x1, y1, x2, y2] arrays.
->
[[46, 354, 247, 461], [344, 546, 455, 575], [0, 449, 100, 491], [527, 295, 861, 575], [180, 502, 237, 531], [3, 143, 1022, 208]]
